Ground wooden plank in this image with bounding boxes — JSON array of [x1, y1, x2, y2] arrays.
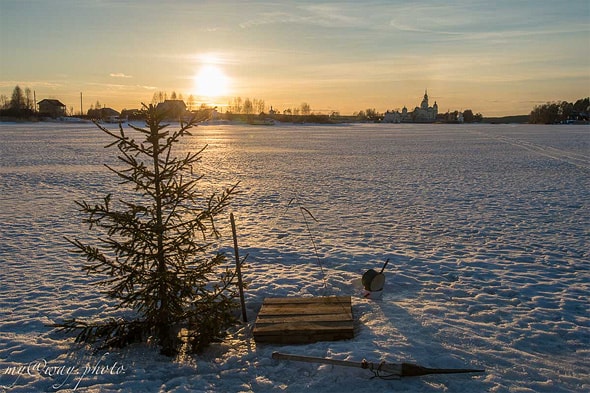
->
[[253, 324, 354, 343], [257, 304, 350, 316], [255, 313, 353, 325], [261, 296, 351, 305], [253, 322, 354, 334], [255, 320, 353, 330]]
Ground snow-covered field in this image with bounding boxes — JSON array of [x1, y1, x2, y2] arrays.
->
[[0, 122, 588, 393]]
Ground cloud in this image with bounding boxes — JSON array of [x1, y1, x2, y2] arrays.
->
[[110, 73, 133, 78], [0, 80, 62, 89], [388, 1, 589, 43], [239, 3, 363, 29]]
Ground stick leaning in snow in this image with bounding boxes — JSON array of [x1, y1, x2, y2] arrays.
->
[[272, 352, 485, 380]]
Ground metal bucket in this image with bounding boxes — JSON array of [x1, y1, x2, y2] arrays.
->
[[362, 269, 385, 291], [361, 259, 389, 292]]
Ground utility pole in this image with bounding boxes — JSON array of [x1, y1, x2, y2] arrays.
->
[[80, 92, 83, 116]]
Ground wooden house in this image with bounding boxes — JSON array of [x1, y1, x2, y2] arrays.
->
[[38, 99, 66, 118], [156, 100, 188, 120]]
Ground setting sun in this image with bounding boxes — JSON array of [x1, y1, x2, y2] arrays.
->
[[193, 64, 230, 99]]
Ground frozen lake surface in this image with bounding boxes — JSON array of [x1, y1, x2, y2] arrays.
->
[[0, 122, 588, 392]]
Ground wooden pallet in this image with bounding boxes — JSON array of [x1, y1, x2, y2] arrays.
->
[[253, 296, 354, 344]]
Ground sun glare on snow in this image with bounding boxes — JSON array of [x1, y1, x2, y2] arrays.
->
[[193, 64, 230, 99]]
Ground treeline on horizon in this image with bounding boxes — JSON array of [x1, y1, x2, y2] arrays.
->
[[528, 98, 590, 124], [1, 85, 588, 125]]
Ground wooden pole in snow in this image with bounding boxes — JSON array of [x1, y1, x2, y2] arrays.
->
[[230, 213, 247, 322]]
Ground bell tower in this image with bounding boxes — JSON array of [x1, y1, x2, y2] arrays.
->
[[421, 89, 429, 109]]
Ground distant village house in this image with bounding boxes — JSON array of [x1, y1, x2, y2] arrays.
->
[[156, 100, 188, 120], [120, 108, 142, 121], [38, 99, 66, 118], [87, 107, 121, 122]]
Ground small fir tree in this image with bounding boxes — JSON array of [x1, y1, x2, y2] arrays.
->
[[55, 104, 239, 355]]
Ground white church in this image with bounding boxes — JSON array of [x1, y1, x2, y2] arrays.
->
[[383, 90, 438, 123]]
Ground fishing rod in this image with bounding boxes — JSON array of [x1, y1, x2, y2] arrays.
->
[[272, 352, 485, 380]]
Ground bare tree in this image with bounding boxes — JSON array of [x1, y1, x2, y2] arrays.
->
[[229, 97, 243, 113], [25, 87, 33, 111], [253, 98, 265, 114], [243, 98, 253, 115], [0, 94, 8, 109], [300, 102, 311, 115]]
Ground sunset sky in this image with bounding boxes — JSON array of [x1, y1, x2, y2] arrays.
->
[[1, 0, 588, 116]]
